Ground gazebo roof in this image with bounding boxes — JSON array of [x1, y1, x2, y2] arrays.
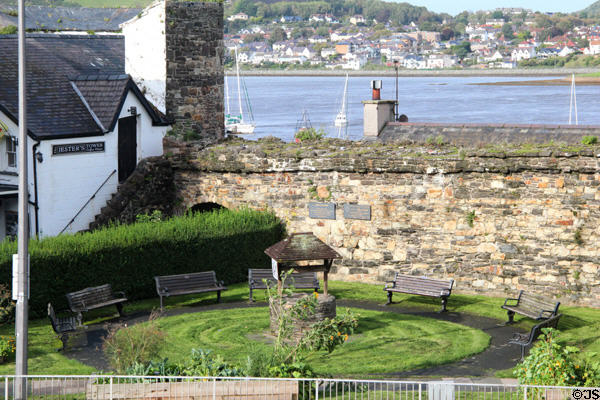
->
[[264, 232, 341, 262]]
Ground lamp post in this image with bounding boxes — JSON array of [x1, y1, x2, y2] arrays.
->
[[15, 0, 29, 395], [393, 60, 399, 120]]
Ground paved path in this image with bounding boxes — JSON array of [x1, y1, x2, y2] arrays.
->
[[63, 300, 524, 381]]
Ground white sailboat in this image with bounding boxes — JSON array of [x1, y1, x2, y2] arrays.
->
[[334, 73, 349, 139], [569, 73, 578, 125], [225, 46, 256, 134]]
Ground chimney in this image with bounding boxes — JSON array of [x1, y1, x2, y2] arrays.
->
[[362, 80, 395, 137]]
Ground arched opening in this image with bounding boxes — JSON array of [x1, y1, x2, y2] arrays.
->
[[189, 202, 226, 214]]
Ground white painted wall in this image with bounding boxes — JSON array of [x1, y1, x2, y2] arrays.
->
[[122, 0, 167, 113], [0, 90, 170, 241], [0, 111, 19, 241]]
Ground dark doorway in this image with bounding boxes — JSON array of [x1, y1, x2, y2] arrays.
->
[[118, 116, 137, 183], [190, 202, 226, 214]]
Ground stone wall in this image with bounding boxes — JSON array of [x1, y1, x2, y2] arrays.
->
[[166, 137, 600, 307], [379, 122, 600, 146], [90, 156, 176, 229], [165, 1, 224, 138]]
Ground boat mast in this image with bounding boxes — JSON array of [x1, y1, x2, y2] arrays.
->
[[235, 46, 244, 122], [225, 74, 230, 116], [336, 73, 349, 139], [569, 74, 578, 125]]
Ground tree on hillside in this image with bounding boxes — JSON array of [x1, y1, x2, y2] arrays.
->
[[502, 23, 514, 40], [269, 27, 287, 44], [232, 0, 257, 17], [451, 41, 471, 60]]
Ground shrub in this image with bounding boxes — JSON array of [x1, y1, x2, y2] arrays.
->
[[582, 136, 598, 145], [0, 284, 15, 324], [0, 336, 15, 362], [294, 128, 326, 142], [103, 311, 167, 373], [0, 25, 16, 35], [0, 208, 285, 317], [514, 328, 581, 386]]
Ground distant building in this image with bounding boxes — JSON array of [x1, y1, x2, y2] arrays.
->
[[588, 40, 600, 55], [280, 16, 302, 23], [349, 15, 365, 25], [511, 46, 536, 61], [227, 12, 248, 22], [335, 41, 354, 55]]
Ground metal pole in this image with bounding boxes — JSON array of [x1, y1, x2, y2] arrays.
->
[[15, 0, 29, 395]]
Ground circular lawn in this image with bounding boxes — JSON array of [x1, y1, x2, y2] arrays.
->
[[154, 307, 490, 377]]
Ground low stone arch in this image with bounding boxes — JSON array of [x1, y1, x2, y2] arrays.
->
[[188, 202, 226, 214]]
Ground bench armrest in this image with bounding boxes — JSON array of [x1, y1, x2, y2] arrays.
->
[[539, 309, 556, 319], [502, 297, 519, 307], [219, 280, 225, 287], [384, 281, 396, 289], [114, 291, 127, 299]]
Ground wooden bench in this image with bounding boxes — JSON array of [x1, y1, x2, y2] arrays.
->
[[384, 273, 454, 312], [248, 268, 320, 302], [501, 290, 560, 323], [509, 313, 562, 359], [47, 303, 79, 351], [66, 284, 127, 325], [154, 271, 227, 309]]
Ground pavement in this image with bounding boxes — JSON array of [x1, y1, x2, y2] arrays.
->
[[61, 300, 524, 383]]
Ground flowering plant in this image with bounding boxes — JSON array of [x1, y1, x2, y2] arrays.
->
[[0, 336, 16, 361]]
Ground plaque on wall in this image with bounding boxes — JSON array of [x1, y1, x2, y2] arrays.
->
[[308, 202, 336, 220], [52, 142, 105, 155], [344, 204, 371, 221]]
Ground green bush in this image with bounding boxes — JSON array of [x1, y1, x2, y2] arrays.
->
[[294, 128, 326, 142], [0, 208, 285, 317], [582, 136, 598, 145], [103, 311, 167, 373]]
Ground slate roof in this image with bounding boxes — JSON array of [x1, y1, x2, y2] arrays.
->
[[0, 6, 141, 32], [265, 233, 342, 262], [0, 34, 168, 140]]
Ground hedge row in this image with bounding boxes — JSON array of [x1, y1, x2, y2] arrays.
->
[[0, 209, 285, 317]]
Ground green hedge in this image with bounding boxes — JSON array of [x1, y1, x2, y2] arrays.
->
[[0, 209, 285, 317]]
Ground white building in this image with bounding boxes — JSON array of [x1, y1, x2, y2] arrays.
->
[[0, 34, 170, 241], [511, 46, 536, 61], [227, 13, 248, 22]]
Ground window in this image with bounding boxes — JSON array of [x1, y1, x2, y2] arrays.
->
[[6, 137, 16, 168]]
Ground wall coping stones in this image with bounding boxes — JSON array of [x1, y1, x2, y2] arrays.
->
[[164, 137, 600, 175]]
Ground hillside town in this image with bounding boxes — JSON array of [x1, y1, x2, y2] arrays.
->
[[224, 7, 600, 70]]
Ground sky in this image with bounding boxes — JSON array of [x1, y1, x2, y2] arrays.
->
[[394, 0, 595, 16]]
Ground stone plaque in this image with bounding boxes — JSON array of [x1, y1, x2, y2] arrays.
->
[[344, 204, 371, 221], [308, 202, 336, 220]]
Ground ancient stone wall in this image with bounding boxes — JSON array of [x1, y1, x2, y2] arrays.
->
[[380, 122, 600, 146], [165, 1, 224, 138], [166, 138, 600, 307]]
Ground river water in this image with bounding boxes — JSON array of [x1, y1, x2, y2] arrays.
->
[[225, 75, 599, 142]]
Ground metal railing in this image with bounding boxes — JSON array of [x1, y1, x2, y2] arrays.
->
[[59, 169, 116, 235], [0, 375, 593, 400]]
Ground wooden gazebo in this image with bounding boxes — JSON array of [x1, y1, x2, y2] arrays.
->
[[264, 232, 341, 297]]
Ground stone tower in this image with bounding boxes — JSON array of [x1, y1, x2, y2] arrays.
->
[[122, 0, 224, 139]]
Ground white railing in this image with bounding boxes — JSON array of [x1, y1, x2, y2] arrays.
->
[[0, 375, 592, 400]]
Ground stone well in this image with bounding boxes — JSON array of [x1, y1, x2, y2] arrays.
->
[[269, 293, 336, 342]]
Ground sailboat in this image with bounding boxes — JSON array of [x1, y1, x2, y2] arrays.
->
[[334, 73, 349, 139], [225, 46, 256, 134], [569, 73, 578, 125]]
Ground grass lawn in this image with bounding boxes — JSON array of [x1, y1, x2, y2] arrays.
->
[[66, 0, 152, 7], [0, 280, 598, 378], [154, 307, 490, 378]]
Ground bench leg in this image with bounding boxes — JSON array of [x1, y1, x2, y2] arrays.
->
[[59, 333, 69, 352], [386, 291, 393, 305], [159, 295, 164, 311], [76, 312, 83, 328], [116, 303, 125, 318], [217, 291, 221, 303], [506, 310, 515, 324], [520, 345, 526, 360], [440, 297, 449, 313], [249, 288, 254, 303]]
